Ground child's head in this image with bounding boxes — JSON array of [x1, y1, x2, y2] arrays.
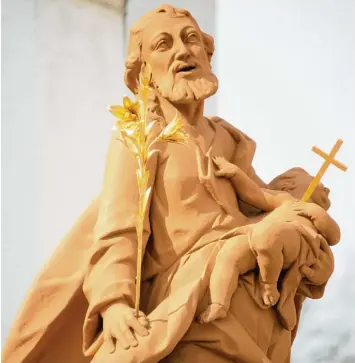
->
[[268, 167, 331, 210]]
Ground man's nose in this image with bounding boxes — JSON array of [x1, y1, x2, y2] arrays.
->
[[175, 39, 190, 61]]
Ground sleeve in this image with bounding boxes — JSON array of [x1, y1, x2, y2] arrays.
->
[[227, 123, 269, 215], [82, 133, 159, 353], [214, 116, 267, 188]]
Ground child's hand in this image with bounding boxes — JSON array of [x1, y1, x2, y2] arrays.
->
[[212, 156, 238, 179], [273, 191, 296, 206], [292, 201, 325, 222]]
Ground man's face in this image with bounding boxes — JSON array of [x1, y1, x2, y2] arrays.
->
[[141, 16, 218, 103]]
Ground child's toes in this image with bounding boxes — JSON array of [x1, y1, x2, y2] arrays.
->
[[262, 294, 272, 306], [197, 305, 227, 324], [197, 309, 212, 324]]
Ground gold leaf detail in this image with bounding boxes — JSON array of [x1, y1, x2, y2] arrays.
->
[[142, 186, 152, 215], [139, 63, 152, 88], [108, 96, 140, 123], [158, 112, 189, 145]]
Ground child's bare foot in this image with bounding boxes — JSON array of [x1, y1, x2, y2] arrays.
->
[[197, 303, 228, 324], [260, 282, 280, 306]]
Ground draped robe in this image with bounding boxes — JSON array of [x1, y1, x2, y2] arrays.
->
[[2, 117, 333, 363]]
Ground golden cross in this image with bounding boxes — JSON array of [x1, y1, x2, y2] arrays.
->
[[302, 139, 347, 202]]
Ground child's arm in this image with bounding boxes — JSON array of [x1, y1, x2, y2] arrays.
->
[[292, 201, 341, 246], [212, 156, 295, 212]]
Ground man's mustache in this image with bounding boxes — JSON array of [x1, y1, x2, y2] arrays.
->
[[171, 60, 200, 75]]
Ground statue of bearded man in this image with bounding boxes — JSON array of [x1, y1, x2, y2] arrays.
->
[[3, 4, 335, 363]]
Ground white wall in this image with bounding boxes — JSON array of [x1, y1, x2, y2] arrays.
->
[[2, 0, 125, 342], [215, 1, 355, 362], [3, 0, 354, 360], [1, 0, 216, 344]]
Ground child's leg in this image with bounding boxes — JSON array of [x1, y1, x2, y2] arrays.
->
[[251, 221, 301, 306], [198, 235, 255, 323]]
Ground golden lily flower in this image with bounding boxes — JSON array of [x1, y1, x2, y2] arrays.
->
[[158, 113, 189, 145], [108, 96, 140, 123], [107, 62, 188, 317]]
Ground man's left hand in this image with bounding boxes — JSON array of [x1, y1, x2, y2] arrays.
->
[[292, 201, 325, 222]]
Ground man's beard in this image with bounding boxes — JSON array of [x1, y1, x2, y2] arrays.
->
[[153, 71, 219, 104]]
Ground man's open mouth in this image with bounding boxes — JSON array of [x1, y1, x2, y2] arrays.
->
[[177, 65, 197, 73]]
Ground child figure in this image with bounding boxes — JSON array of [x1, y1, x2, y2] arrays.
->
[[198, 157, 340, 324]]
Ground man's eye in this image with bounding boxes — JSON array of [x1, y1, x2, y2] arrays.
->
[[156, 40, 168, 51], [186, 33, 198, 42]]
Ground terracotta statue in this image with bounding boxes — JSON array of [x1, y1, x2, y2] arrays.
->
[[2, 4, 338, 363], [198, 160, 340, 324]]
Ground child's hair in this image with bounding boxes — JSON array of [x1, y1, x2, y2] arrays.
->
[[268, 167, 311, 192], [269, 167, 331, 211]]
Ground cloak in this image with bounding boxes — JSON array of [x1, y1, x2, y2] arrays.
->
[[2, 117, 333, 363]]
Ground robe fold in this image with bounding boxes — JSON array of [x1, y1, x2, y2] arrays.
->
[[2, 117, 334, 363]]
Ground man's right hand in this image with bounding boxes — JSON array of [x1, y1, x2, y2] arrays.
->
[[101, 302, 150, 353]]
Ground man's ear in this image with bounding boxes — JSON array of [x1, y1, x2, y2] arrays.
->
[[124, 55, 142, 93], [202, 31, 214, 63]]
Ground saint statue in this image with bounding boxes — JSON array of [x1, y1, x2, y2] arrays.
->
[[3, 4, 338, 363]]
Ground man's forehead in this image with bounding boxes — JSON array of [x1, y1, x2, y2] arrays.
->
[[141, 16, 198, 42]]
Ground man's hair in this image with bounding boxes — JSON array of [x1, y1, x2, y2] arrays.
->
[[124, 4, 215, 93]]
